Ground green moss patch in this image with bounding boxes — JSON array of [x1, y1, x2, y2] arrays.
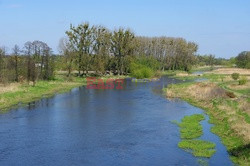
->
[[179, 114, 205, 139], [178, 140, 216, 158], [176, 114, 216, 158]]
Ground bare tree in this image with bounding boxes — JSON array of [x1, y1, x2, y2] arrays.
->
[[12, 45, 21, 82]]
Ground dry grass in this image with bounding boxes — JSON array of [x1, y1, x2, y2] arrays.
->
[[228, 81, 250, 90], [206, 68, 250, 75], [238, 98, 250, 115], [0, 83, 20, 94], [186, 82, 227, 100], [176, 72, 189, 77]]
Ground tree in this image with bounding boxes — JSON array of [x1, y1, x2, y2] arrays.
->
[[236, 51, 250, 69], [24, 42, 34, 84], [12, 45, 21, 82], [111, 28, 136, 75], [0, 47, 6, 83], [208, 54, 215, 69], [58, 38, 76, 77], [66, 22, 95, 76], [92, 26, 111, 75]]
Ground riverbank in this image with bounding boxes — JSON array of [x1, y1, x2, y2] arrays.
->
[[0, 75, 86, 112], [0, 74, 128, 112], [164, 68, 250, 165]]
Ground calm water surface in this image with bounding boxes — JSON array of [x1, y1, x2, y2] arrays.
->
[[0, 77, 232, 166]]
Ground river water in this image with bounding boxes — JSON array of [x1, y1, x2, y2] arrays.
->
[[0, 76, 232, 166]]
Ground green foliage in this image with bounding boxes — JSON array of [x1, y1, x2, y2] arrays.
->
[[231, 73, 240, 80], [236, 51, 250, 69], [178, 114, 205, 139], [130, 62, 153, 79], [135, 55, 160, 70], [239, 76, 247, 85], [129, 56, 160, 79], [137, 37, 198, 71], [178, 140, 216, 157]]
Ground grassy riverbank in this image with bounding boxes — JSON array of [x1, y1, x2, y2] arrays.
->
[[0, 74, 128, 112], [164, 68, 250, 165], [0, 75, 87, 112]]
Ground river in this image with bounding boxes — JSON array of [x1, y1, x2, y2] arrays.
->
[[0, 76, 232, 166]]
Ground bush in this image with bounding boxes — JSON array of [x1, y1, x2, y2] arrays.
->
[[130, 63, 154, 79], [226, 91, 236, 98], [231, 73, 240, 80], [239, 76, 247, 85], [129, 56, 159, 79]]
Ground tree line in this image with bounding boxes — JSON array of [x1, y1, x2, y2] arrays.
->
[[1, 22, 247, 84], [58, 22, 199, 78], [0, 41, 55, 85]]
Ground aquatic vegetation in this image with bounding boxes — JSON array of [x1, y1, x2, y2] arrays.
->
[[176, 114, 216, 158], [178, 114, 205, 139], [178, 140, 216, 158]]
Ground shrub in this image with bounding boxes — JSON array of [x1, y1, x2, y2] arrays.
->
[[239, 76, 247, 85], [130, 63, 153, 79], [226, 91, 236, 98], [231, 73, 240, 80]]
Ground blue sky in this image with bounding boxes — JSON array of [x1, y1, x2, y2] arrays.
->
[[0, 0, 249, 58]]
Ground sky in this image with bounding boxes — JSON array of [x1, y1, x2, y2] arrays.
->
[[0, 0, 249, 58]]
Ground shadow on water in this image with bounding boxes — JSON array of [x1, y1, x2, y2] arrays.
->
[[0, 76, 233, 166]]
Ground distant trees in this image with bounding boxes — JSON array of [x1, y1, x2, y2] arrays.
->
[[196, 54, 216, 67], [136, 37, 198, 71], [63, 23, 199, 77], [1, 22, 207, 83], [65, 23, 137, 76], [0, 41, 55, 85], [236, 51, 250, 69]]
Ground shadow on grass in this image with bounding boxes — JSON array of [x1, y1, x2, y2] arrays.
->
[[229, 143, 250, 157]]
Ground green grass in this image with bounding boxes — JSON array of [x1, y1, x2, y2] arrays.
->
[[0, 74, 131, 112], [178, 114, 205, 139], [0, 75, 87, 112], [178, 140, 216, 158]]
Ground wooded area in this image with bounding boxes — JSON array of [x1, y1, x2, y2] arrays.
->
[[0, 22, 248, 84]]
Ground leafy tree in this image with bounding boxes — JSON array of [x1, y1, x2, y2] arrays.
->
[[236, 51, 250, 69], [92, 26, 111, 75], [58, 38, 76, 77], [111, 28, 136, 75], [66, 22, 95, 76]]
